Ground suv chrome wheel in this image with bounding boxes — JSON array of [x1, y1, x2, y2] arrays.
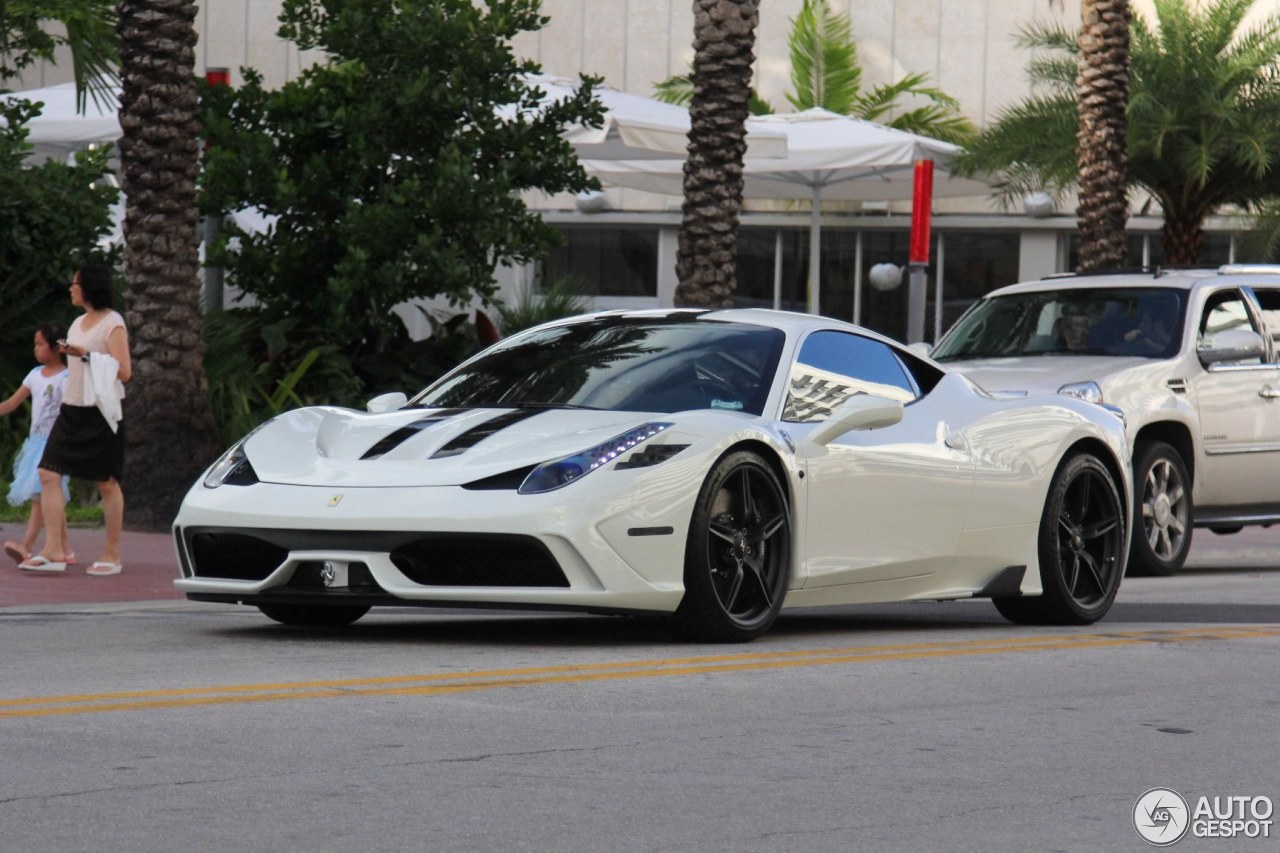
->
[[1129, 441, 1192, 577]]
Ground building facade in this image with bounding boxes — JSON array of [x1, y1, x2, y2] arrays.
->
[[15, 1, 1252, 341]]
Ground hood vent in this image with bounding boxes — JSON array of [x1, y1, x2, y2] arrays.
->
[[360, 409, 468, 460], [430, 408, 543, 459]]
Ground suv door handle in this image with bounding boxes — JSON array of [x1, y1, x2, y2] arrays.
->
[[1261, 386, 1280, 399]]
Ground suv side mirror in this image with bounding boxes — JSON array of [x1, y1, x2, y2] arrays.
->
[[906, 341, 933, 358], [808, 394, 905, 446], [366, 391, 408, 413], [1198, 329, 1266, 367]]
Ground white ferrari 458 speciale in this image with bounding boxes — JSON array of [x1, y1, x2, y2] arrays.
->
[[174, 308, 1132, 641]]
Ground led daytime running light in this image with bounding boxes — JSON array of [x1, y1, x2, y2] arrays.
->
[[519, 422, 673, 494]]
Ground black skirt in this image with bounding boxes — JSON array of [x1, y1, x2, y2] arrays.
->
[[40, 404, 125, 482]]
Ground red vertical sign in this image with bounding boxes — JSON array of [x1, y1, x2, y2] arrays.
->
[[909, 159, 934, 265]]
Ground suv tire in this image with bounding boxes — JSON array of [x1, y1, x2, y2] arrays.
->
[[1128, 441, 1192, 576]]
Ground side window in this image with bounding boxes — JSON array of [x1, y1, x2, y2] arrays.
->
[[1249, 288, 1280, 357], [1199, 289, 1262, 366], [784, 331, 918, 423]]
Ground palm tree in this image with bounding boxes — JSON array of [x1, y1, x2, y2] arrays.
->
[[962, 0, 1280, 267], [0, 0, 117, 106], [1075, 0, 1131, 271], [675, 0, 759, 308], [656, 0, 973, 144], [117, 0, 218, 528]]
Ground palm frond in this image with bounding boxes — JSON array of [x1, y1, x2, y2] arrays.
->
[[786, 0, 861, 114], [653, 74, 692, 107]]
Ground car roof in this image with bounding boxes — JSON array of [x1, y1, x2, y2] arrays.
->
[[984, 264, 1280, 299]]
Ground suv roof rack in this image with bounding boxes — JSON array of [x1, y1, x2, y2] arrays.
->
[[1218, 264, 1280, 276], [1043, 267, 1157, 280]]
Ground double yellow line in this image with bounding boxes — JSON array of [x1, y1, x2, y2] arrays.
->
[[3, 626, 1277, 719]]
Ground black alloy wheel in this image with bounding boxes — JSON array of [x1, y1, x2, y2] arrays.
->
[[1128, 441, 1192, 576], [995, 453, 1125, 625], [257, 603, 370, 627], [675, 451, 791, 642]]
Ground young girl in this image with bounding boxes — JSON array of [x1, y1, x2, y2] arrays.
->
[[1, 323, 73, 568]]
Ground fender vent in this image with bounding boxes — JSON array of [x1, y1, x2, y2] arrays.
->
[[1166, 378, 1188, 394]]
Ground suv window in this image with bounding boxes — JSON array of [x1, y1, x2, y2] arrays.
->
[[1248, 288, 1280, 351], [784, 331, 917, 423], [1198, 289, 1263, 366], [933, 287, 1186, 361]]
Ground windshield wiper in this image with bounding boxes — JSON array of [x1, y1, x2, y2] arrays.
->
[[466, 401, 604, 411]]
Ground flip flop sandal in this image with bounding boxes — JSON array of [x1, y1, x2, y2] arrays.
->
[[19, 555, 67, 572], [4, 541, 29, 565], [87, 561, 123, 576]]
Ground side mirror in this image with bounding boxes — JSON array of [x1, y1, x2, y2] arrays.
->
[[906, 341, 933, 358], [808, 394, 905, 446], [366, 391, 408, 414], [1198, 329, 1265, 366]]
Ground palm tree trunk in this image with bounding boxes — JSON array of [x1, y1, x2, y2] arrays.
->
[[117, 0, 218, 529], [1075, 0, 1131, 272], [676, 0, 759, 308], [1161, 197, 1207, 266]]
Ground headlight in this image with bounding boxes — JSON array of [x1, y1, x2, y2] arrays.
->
[[1058, 381, 1103, 404], [518, 422, 673, 495], [203, 440, 258, 488]]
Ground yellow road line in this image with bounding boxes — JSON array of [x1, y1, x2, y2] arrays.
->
[[3, 626, 1277, 719]]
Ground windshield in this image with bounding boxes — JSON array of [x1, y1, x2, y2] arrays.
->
[[932, 287, 1187, 361], [411, 318, 785, 415]]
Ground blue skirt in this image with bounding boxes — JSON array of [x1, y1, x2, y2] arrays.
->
[[7, 435, 70, 507]]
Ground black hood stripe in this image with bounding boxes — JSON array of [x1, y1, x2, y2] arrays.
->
[[360, 409, 469, 460], [430, 408, 542, 459]]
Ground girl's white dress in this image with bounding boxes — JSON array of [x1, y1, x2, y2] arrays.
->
[[6, 366, 71, 506]]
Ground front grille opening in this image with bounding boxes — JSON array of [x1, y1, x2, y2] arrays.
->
[[190, 532, 287, 581], [391, 535, 568, 587]]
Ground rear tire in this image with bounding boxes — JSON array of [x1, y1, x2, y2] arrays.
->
[[1128, 441, 1192, 576], [257, 603, 370, 627], [994, 452, 1125, 625], [673, 451, 791, 642]]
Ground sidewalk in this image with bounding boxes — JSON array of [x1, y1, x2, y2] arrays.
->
[[0, 521, 183, 607]]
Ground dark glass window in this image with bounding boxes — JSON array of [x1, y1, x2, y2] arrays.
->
[[928, 231, 1021, 340], [543, 227, 658, 297], [1062, 231, 1235, 269], [735, 228, 807, 311]]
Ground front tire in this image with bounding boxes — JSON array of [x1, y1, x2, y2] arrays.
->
[[1128, 441, 1192, 576], [995, 452, 1125, 625], [257, 603, 370, 627], [674, 451, 791, 642]]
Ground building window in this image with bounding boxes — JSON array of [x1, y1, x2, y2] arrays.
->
[[736, 228, 807, 311], [543, 227, 658, 297], [1062, 231, 1236, 270], [929, 230, 1021, 339]]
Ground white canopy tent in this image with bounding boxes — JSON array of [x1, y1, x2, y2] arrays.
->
[[0, 82, 119, 161], [582, 108, 993, 317], [4, 75, 788, 163], [514, 74, 786, 160]]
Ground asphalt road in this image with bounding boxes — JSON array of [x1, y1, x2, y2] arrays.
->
[[1, 529, 1277, 852]]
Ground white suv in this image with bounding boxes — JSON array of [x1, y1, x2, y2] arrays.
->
[[931, 266, 1280, 576]]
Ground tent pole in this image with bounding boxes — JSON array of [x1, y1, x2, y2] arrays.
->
[[808, 185, 821, 315], [773, 230, 783, 310]]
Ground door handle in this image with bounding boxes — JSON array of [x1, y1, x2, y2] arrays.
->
[[1260, 387, 1280, 399]]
